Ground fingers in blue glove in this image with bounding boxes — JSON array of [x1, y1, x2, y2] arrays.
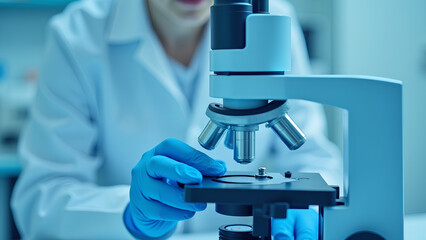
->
[[146, 155, 203, 184], [144, 156, 206, 210], [272, 208, 319, 240], [273, 212, 295, 240], [129, 191, 198, 221], [126, 139, 225, 239], [294, 208, 318, 239], [154, 139, 227, 176], [132, 158, 206, 218], [130, 139, 225, 221]]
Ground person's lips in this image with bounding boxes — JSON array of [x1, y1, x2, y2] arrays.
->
[[177, 0, 203, 6]]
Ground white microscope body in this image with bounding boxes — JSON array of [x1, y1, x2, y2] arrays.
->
[[198, 1, 404, 239]]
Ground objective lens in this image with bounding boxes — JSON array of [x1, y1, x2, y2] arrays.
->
[[198, 120, 228, 150], [224, 130, 234, 149], [234, 130, 255, 164], [267, 113, 306, 150]]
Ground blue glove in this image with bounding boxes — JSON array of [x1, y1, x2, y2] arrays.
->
[[123, 139, 226, 239], [272, 208, 319, 240]]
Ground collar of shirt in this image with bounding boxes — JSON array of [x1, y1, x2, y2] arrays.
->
[[106, 0, 147, 44], [168, 25, 209, 108]]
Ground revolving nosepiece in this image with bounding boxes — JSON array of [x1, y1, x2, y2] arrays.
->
[[267, 113, 306, 150], [198, 120, 228, 150], [198, 101, 304, 165]]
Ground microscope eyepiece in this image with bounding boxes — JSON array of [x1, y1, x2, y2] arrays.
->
[[211, 0, 252, 50]]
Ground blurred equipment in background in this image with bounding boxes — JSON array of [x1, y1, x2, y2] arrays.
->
[[0, 60, 4, 82], [0, 70, 37, 152], [0, 2, 73, 240]]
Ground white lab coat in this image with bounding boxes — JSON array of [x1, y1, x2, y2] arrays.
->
[[11, 0, 342, 239]]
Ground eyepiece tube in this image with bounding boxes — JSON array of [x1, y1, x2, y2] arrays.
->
[[268, 113, 306, 150], [211, 0, 252, 50], [252, 0, 269, 13], [198, 120, 228, 150]]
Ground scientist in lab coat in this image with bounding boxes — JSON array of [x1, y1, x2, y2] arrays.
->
[[11, 0, 342, 239]]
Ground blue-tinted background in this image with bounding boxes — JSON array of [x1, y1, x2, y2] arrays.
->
[[0, 0, 425, 239]]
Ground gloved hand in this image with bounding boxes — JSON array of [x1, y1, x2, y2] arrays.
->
[[123, 139, 226, 239], [272, 208, 319, 240]]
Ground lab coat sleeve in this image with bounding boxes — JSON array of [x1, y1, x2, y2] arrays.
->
[[11, 16, 134, 240], [268, 0, 343, 187]]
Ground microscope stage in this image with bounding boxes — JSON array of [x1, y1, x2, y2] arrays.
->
[[184, 171, 336, 207]]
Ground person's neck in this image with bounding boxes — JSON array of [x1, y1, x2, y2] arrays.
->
[[147, 3, 205, 67]]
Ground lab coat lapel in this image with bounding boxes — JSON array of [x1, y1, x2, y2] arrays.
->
[[134, 36, 189, 116], [135, 1, 189, 115], [109, 0, 189, 116]]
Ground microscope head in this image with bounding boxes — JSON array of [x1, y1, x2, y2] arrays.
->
[[197, 0, 305, 164]]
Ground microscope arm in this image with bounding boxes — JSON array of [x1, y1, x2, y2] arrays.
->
[[210, 74, 400, 107]]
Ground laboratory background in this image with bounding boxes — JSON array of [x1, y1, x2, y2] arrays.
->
[[0, 0, 425, 239]]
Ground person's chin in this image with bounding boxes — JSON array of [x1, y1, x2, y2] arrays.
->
[[174, 14, 209, 28]]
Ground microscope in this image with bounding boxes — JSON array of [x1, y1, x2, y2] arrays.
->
[[184, 0, 404, 239]]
